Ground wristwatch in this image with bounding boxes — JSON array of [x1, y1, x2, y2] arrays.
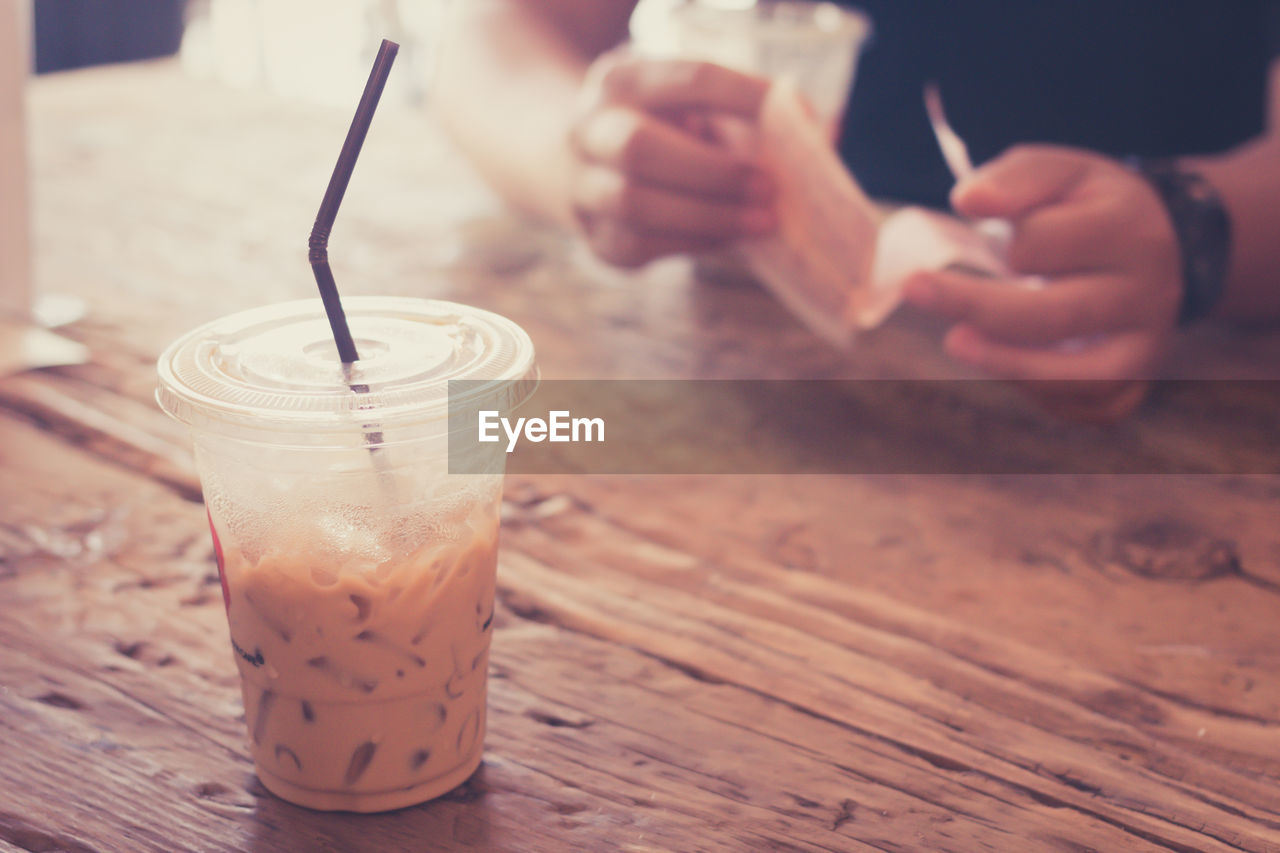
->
[[1130, 158, 1232, 326]]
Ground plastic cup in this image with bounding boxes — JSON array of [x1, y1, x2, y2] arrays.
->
[[635, 0, 872, 129], [157, 296, 536, 812], [631, 1, 872, 285]]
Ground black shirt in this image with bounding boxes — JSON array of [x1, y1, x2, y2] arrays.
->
[[837, 1, 1278, 208]]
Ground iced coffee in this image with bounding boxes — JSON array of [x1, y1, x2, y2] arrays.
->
[[219, 499, 498, 810], [157, 297, 536, 811]]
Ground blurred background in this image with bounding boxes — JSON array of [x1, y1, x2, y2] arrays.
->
[[27, 0, 687, 106], [31, 0, 452, 106]]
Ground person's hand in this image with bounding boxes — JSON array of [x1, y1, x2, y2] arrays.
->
[[903, 145, 1182, 422], [567, 54, 776, 267]]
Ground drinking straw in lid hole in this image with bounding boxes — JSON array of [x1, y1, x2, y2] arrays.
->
[[307, 39, 399, 451]]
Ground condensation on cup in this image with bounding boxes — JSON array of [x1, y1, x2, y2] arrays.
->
[[157, 297, 537, 812]]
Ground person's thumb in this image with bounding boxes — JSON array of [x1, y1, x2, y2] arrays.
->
[[952, 145, 1091, 220]]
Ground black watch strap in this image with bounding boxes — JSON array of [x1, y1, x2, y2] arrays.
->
[[1130, 158, 1232, 326]]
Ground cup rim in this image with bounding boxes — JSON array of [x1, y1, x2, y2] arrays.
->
[[156, 296, 538, 446]]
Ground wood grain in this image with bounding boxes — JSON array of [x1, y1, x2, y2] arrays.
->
[[0, 412, 1242, 853], [1, 60, 1278, 853]]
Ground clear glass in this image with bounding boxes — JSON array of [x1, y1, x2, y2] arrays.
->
[[634, 0, 872, 127], [630, 1, 872, 285]]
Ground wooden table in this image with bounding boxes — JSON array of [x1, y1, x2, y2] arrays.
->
[[2, 62, 1278, 853]]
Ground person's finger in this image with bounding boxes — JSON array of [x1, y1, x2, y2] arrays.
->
[[952, 145, 1093, 220], [601, 58, 770, 117], [903, 269, 1139, 344], [943, 325, 1158, 382], [1005, 197, 1121, 275], [572, 106, 773, 203], [572, 165, 774, 240], [580, 217, 724, 268]]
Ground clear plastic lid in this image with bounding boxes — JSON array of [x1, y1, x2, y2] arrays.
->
[[157, 297, 538, 444]]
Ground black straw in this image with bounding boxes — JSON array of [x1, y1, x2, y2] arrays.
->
[[308, 39, 400, 364]]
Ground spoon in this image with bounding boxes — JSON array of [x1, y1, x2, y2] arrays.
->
[[922, 81, 1018, 266]]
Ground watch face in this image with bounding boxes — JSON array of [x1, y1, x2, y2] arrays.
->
[[1179, 174, 1231, 325], [1136, 161, 1231, 325]]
